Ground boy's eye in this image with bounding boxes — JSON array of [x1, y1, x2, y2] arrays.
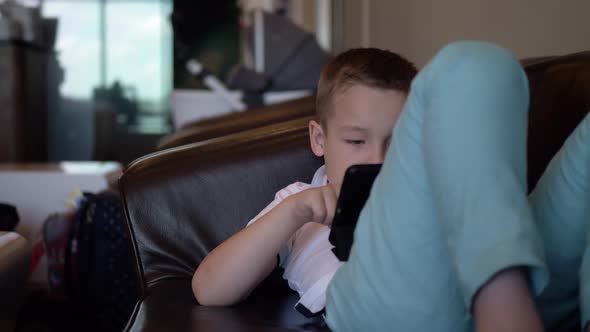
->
[[345, 139, 365, 145]]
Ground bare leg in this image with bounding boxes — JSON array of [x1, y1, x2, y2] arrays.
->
[[475, 268, 543, 332]]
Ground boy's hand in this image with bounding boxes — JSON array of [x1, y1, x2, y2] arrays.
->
[[290, 185, 338, 226]]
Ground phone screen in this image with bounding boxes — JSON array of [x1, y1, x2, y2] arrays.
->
[[329, 164, 381, 261]]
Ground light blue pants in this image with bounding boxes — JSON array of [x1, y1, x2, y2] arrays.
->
[[325, 41, 590, 331]]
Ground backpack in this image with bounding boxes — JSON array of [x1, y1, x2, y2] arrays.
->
[[65, 191, 140, 332]]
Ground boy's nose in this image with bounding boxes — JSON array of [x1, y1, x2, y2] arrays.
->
[[367, 147, 386, 164]]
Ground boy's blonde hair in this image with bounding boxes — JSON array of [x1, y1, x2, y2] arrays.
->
[[316, 48, 418, 127]]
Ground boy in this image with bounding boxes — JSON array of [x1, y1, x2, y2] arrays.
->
[[326, 41, 590, 332], [192, 48, 418, 315]]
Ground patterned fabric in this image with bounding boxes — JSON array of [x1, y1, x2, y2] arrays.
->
[[68, 191, 139, 332]]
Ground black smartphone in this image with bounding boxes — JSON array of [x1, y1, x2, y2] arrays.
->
[[329, 164, 381, 261]]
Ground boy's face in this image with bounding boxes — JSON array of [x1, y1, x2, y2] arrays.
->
[[309, 84, 406, 195]]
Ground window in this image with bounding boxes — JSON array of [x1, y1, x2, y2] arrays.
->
[[43, 0, 173, 133]]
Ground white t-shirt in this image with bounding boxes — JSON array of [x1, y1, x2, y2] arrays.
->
[[247, 165, 343, 315]]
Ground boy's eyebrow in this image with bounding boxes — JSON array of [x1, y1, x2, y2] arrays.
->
[[338, 125, 368, 133]]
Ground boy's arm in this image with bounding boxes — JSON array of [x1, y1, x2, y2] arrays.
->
[[192, 186, 336, 306]]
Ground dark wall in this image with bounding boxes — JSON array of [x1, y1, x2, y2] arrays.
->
[[172, 1, 239, 88]]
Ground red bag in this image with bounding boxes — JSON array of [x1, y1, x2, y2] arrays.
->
[[40, 211, 76, 299]]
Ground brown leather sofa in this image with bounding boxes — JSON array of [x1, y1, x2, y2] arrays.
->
[[121, 116, 326, 332], [119, 52, 590, 332], [525, 51, 590, 190], [157, 96, 315, 150]]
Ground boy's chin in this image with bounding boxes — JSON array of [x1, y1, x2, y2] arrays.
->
[[329, 183, 342, 197]]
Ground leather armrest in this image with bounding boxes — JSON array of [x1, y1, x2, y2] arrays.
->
[[126, 274, 329, 332], [0, 232, 31, 330]]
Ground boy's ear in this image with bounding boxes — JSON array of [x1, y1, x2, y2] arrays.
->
[[309, 120, 326, 157]]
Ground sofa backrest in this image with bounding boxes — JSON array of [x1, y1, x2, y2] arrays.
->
[[120, 116, 322, 294], [524, 51, 590, 191], [157, 96, 316, 150]]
